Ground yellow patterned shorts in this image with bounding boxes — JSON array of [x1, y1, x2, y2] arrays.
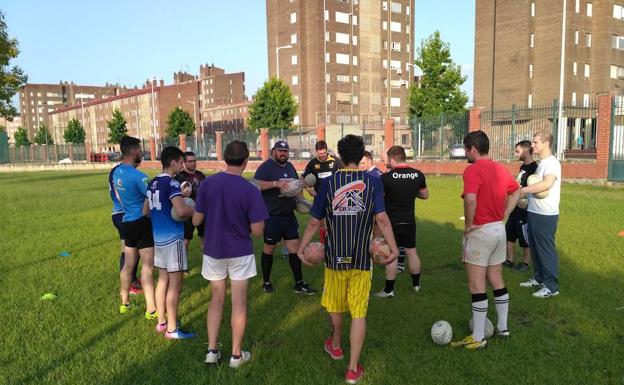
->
[[321, 268, 372, 318]]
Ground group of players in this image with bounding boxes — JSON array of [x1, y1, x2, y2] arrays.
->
[[108, 129, 561, 384]]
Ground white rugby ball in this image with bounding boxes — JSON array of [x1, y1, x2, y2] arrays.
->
[[280, 178, 304, 197], [180, 181, 192, 195], [469, 317, 494, 339], [431, 320, 453, 346], [171, 197, 195, 222], [527, 174, 549, 199], [304, 173, 317, 187]]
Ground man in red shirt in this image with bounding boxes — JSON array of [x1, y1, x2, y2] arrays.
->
[[451, 130, 520, 350]]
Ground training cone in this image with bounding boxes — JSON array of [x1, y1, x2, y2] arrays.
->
[[41, 293, 57, 301], [618, 230, 624, 237], [58, 251, 70, 257]]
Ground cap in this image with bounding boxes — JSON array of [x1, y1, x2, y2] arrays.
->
[[272, 140, 290, 151]]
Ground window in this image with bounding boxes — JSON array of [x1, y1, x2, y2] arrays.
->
[[391, 21, 401, 32], [336, 53, 350, 64], [325, 31, 330, 41], [584, 63, 590, 77], [353, 75, 358, 83], [383, 21, 387, 30], [291, 34, 297, 44], [336, 32, 349, 44], [337, 74, 350, 83], [531, 2, 535, 17], [337, 93, 351, 103], [530, 33, 535, 47], [352, 95, 358, 105], [406, 5, 410, 15], [290, 12, 296, 23], [325, 10, 329, 20], [326, 73, 330, 83], [390, 2, 401, 13], [574, 30, 579, 45], [352, 56, 358, 65], [352, 35, 358, 45], [326, 53, 330, 63], [587, 2, 592, 16], [528, 94, 533, 108], [610, 64, 624, 79], [382, 1, 387, 10], [576, 0, 580, 13], [615, 4, 624, 20], [586, 33, 591, 47], [291, 55, 297, 65], [572, 92, 577, 106], [352, 15, 357, 25], [613, 35, 624, 49], [573, 61, 578, 76], [390, 97, 401, 107], [529, 64, 534, 79], [336, 11, 349, 24], [391, 42, 401, 51], [294, 115, 299, 125], [292, 75, 298, 85], [583, 94, 590, 107]]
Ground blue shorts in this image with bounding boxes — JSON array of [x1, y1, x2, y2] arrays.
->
[[112, 213, 125, 240], [264, 214, 299, 245]]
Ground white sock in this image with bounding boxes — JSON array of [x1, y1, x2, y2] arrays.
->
[[494, 288, 509, 332], [471, 295, 488, 342]]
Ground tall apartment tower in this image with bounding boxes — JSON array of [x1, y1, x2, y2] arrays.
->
[[266, 0, 415, 127], [475, 0, 624, 110]]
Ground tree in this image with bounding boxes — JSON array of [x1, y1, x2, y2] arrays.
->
[[0, 11, 28, 119], [408, 31, 468, 119], [14, 127, 29, 146], [34, 124, 54, 145], [166, 107, 195, 138], [0, 125, 5, 133], [248, 78, 297, 133], [107, 108, 127, 144], [63, 118, 86, 144]]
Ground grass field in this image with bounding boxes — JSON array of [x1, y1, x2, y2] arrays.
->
[[1, 171, 623, 385]]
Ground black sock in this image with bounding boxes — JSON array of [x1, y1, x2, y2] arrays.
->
[[261, 253, 273, 283], [398, 256, 406, 266], [384, 279, 395, 293], [119, 252, 125, 271], [411, 273, 421, 287], [231, 354, 241, 359], [288, 253, 303, 283]]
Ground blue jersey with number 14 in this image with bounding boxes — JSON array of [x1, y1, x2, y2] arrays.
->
[[147, 174, 184, 247]]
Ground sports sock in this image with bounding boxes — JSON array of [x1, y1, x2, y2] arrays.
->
[[119, 252, 125, 271], [384, 279, 395, 293], [261, 253, 273, 283], [398, 247, 406, 265], [411, 273, 421, 287], [493, 287, 509, 332], [288, 253, 303, 283], [471, 293, 488, 341]]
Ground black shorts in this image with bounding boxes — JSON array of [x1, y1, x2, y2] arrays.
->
[[264, 214, 299, 245], [392, 223, 416, 249], [112, 213, 125, 240], [184, 219, 205, 240], [505, 212, 530, 248], [122, 216, 154, 249]]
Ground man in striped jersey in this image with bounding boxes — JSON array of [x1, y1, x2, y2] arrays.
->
[[298, 134, 398, 384]]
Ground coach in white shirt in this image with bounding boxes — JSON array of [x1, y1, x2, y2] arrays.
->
[[519, 131, 562, 299]]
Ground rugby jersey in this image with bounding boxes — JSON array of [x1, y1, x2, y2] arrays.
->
[[147, 174, 184, 247], [109, 164, 124, 215], [310, 169, 385, 271]]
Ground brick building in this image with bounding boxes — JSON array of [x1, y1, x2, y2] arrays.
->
[[266, 0, 415, 127], [202, 100, 251, 133], [0, 115, 22, 145], [475, 0, 624, 110]]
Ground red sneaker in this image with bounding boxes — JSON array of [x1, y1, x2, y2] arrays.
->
[[324, 337, 344, 360], [129, 281, 143, 295], [345, 365, 364, 384]]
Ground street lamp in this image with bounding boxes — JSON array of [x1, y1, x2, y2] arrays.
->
[[275, 44, 292, 79], [184, 99, 197, 133]]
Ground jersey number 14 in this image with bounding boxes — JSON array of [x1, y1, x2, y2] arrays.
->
[[147, 190, 162, 211]]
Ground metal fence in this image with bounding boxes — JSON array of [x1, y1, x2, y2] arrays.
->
[[409, 111, 470, 159], [2, 143, 87, 163]]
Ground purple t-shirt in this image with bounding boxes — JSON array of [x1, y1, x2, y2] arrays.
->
[[195, 172, 269, 259]]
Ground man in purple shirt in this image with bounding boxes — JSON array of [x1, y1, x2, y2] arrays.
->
[[193, 140, 268, 369]]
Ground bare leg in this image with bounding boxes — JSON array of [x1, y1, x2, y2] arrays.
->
[[405, 248, 420, 274], [506, 241, 514, 263], [166, 272, 184, 331], [464, 263, 487, 294], [348, 318, 366, 372], [155, 268, 168, 324], [486, 264, 505, 291], [329, 312, 343, 349], [207, 279, 227, 350], [230, 279, 249, 356], [183, 239, 190, 251], [139, 247, 156, 313], [384, 258, 398, 281], [120, 246, 138, 305], [522, 247, 531, 264]]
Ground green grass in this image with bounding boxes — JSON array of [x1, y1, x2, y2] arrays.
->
[[1, 171, 624, 385]]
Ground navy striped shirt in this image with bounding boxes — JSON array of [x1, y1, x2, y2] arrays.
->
[[310, 169, 386, 271]]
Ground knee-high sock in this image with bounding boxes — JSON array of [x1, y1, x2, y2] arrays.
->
[[261, 253, 273, 283], [288, 253, 303, 283], [471, 293, 488, 341], [493, 287, 509, 332]]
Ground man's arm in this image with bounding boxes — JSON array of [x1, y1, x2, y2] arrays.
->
[[192, 211, 205, 227], [463, 193, 478, 234], [417, 187, 429, 200], [254, 179, 289, 191], [142, 199, 150, 217], [172, 195, 194, 218], [374, 212, 399, 264], [521, 174, 556, 195], [250, 221, 264, 237], [504, 189, 521, 220], [296, 217, 323, 266]]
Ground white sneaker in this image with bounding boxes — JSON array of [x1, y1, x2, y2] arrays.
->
[[532, 287, 559, 298], [205, 349, 221, 364], [413, 285, 421, 293], [229, 351, 251, 368], [373, 290, 394, 298], [519, 278, 542, 288]]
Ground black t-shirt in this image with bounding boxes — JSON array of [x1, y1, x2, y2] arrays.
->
[[381, 166, 427, 225], [254, 159, 299, 216], [302, 156, 343, 192], [511, 161, 538, 220], [174, 170, 206, 200]]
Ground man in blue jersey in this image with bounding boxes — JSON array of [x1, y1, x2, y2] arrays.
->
[[112, 136, 157, 319], [110, 160, 142, 295], [149, 146, 196, 339], [297, 134, 399, 384]]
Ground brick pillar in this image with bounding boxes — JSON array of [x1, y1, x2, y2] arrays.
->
[[316, 123, 326, 142], [469, 108, 481, 132], [216, 131, 224, 161], [149, 139, 157, 161], [260, 128, 270, 161], [30, 144, 36, 162], [179, 134, 187, 151], [596, 95, 612, 179], [384, 118, 395, 151], [52, 144, 58, 162]]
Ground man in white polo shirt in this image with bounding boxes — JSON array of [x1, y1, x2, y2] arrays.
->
[[520, 131, 562, 299]]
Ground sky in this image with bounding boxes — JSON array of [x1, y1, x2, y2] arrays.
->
[[3, 0, 475, 109]]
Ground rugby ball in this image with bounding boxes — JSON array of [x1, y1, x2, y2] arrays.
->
[[171, 197, 195, 222], [295, 198, 313, 214], [469, 317, 495, 339], [180, 181, 192, 195], [527, 174, 549, 199], [304, 242, 325, 265], [370, 237, 390, 263], [517, 197, 528, 209], [431, 320, 453, 346], [280, 178, 304, 197], [304, 174, 317, 187]]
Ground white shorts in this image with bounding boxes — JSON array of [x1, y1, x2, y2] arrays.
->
[[201, 254, 257, 281], [462, 222, 506, 267], [154, 240, 188, 273]]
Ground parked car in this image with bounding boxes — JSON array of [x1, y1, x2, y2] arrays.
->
[[300, 150, 312, 159], [449, 144, 466, 159], [404, 147, 414, 159]]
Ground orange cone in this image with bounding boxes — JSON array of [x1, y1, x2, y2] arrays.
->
[[618, 230, 624, 237]]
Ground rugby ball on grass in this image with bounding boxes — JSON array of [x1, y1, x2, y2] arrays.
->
[[304, 242, 325, 265], [280, 178, 304, 197], [431, 320, 453, 346], [171, 197, 195, 222], [527, 174, 549, 199], [370, 237, 390, 263]]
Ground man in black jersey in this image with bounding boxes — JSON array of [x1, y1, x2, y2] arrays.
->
[[175, 151, 206, 251], [504, 141, 538, 272], [374, 146, 428, 298]]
